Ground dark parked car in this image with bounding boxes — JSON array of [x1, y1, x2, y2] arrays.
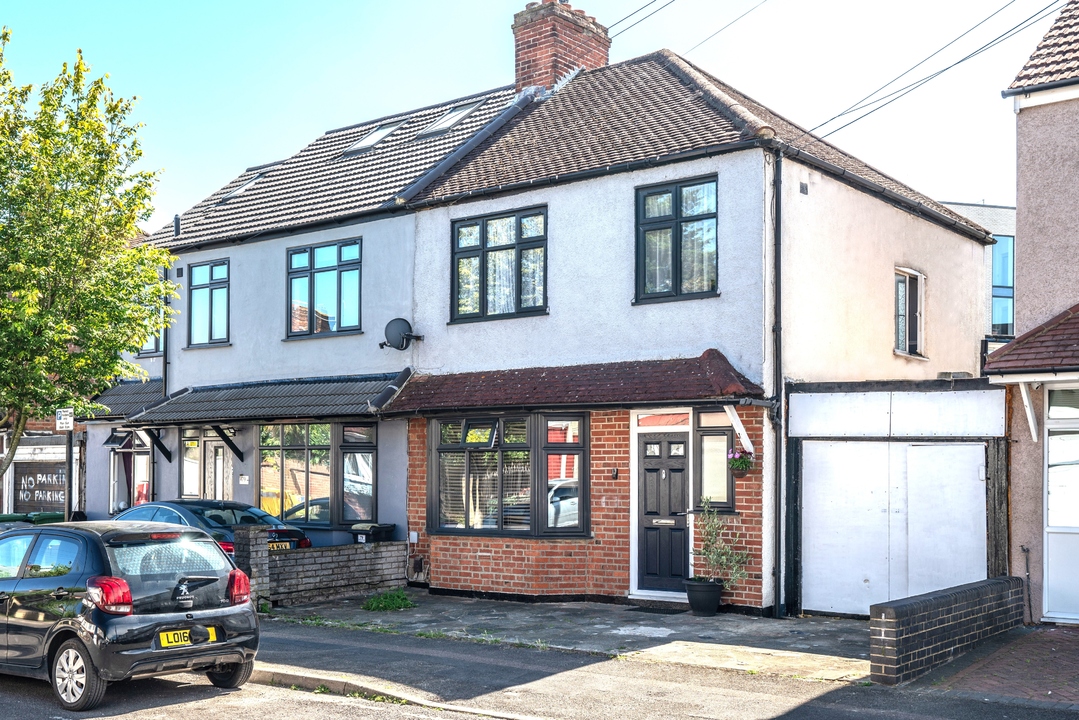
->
[[0, 522, 259, 711], [114, 500, 311, 554]]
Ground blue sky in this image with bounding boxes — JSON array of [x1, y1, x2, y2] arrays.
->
[[0, 0, 1058, 233]]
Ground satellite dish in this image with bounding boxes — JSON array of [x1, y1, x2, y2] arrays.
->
[[380, 318, 423, 351]]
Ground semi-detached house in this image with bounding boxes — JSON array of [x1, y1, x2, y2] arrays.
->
[[82, 0, 1006, 617]]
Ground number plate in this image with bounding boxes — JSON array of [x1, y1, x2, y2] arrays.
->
[[159, 627, 218, 648], [268, 541, 292, 550]]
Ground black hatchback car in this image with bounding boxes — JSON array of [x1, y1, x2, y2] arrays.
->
[[114, 500, 311, 554], [0, 522, 259, 711]]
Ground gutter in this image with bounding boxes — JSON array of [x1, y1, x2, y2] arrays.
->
[[1002, 76, 1079, 98], [379, 396, 774, 418], [392, 87, 543, 205], [985, 364, 1079, 376]]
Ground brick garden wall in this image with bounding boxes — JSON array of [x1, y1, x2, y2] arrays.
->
[[869, 577, 1025, 685], [234, 525, 407, 607], [405, 409, 767, 608]]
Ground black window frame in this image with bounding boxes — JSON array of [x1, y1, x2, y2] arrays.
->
[[340, 423, 378, 524], [286, 239, 363, 338], [634, 176, 720, 304], [427, 413, 589, 537], [693, 414, 736, 513], [187, 259, 230, 347], [991, 234, 1015, 337], [895, 268, 924, 357], [257, 422, 334, 527], [450, 207, 548, 323]]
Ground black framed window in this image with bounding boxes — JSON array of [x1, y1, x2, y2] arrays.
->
[[288, 240, 361, 336], [188, 260, 229, 346], [451, 208, 547, 322], [341, 424, 377, 523], [431, 413, 587, 536], [694, 411, 735, 512], [895, 269, 923, 356], [258, 424, 332, 525], [635, 177, 718, 303]]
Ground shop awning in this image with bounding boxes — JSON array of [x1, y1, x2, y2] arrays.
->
[[384, 349, 763, 414], [126, 372, 408, 426]]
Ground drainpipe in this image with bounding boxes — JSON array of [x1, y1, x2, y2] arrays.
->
[[771, 149, 785, 617], [162, 266, 170, 400]]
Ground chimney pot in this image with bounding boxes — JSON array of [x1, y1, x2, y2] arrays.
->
[[173, 214, 181, 237], [512, 1, 610, 92]]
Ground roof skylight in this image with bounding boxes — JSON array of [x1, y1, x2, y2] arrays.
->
[[419, 100, 484, 136], [220, 173, 263, 202], [345, 120, 405, 154]]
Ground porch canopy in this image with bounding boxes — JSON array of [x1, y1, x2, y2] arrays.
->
[[125, 372, 409, 427], [85, 378, 164, 421], [383, 349, 764, 414], [985, 300, 1079, 440]]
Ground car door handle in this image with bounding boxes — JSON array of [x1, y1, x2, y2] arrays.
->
[[51, 588, 71, 599]]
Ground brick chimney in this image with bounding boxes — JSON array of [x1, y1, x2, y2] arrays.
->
[[512, 0, 610, 92]]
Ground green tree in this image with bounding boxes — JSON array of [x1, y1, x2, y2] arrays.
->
[[0, 28, 176, 479]]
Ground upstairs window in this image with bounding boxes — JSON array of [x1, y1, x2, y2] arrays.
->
[[635, 177, 718, 303], [189, 260, 229, 346], [420, 100, 484, 136], [344, 121, 405, 154], [991, 234, 1015, 337], [451, 208, 547, 322], [895, 268, 924, 356], [288, 240, 361, 337]]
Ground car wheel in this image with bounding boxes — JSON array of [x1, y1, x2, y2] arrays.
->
[[52, 638, 108, 712], [206, 659, 255, 688]]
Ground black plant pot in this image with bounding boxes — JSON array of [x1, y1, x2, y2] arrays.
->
[[683, 578, 724, 617]]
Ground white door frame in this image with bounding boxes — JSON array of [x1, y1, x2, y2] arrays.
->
[[629, 407, 692, 601], [1042, 383, 1079, 623]]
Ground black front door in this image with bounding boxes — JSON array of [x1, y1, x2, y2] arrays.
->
[[638, 433, 690, 591]]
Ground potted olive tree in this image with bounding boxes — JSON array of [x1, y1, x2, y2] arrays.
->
[[684, 498, 750, 617]]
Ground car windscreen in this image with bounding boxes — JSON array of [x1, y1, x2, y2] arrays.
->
[[106, 537, 231, 613], [188, 506, 283, 528]]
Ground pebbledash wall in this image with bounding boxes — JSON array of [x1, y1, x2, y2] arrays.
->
[[405, 408, 767, 609]]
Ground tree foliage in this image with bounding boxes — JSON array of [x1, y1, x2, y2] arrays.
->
[[0, 28, 176, 478]]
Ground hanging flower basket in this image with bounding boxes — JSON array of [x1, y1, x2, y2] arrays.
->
[[728, 449, 753, 478]]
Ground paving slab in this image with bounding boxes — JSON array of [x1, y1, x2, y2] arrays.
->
[[270, 588, 871, 682]]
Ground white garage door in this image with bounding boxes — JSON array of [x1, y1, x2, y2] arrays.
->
[[802, 441, 987, 615]]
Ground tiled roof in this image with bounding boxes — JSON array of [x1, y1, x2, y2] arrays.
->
[[413, 50, 985, 239], [1007, 0, 1079, 94], [984, 301, 1079, 373], [127, 374, 400, 425], [148, 86, 517, 250], [386, 349, 763, 413], [87, 379, 164, 420]]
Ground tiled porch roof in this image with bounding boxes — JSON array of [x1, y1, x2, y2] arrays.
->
[[984, 301, 1079, 374], [385, 349, 763, 413]]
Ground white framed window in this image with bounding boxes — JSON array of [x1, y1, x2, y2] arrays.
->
[[895, 268, 924, 357]]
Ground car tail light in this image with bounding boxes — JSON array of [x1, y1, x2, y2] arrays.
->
[[228, 569, 250, 605], [150, 532, 181, 540], [87, 576, 133, 615], [298, 538, 312, 548], [218, 541, 235, 555]]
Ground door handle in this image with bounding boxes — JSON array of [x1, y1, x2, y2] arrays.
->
[[673, 512, 687, 516], [51, 588, 71, 599]]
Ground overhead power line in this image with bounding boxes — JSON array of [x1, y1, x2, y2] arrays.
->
[[816, 0, 1065, 140], [611, 0, 680, 39], [607, 0, 663, 30], [684, 0, 771, 56]]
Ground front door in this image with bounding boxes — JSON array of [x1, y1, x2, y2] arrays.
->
[[638, 433, 690, 591], [1046, 430, 1079, 620], [203, 441, 232, 501]]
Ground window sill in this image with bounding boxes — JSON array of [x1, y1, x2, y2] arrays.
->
[[448, 309, 549, 325], [183, 343, 232, 351], [282, 329, 364, 342], [137, 351, 163, 359], [632, 291, 722, 306], [893, 350, 930, 362]]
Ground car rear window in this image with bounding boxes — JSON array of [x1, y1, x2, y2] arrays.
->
[[106, 538, 232, 613], [189, 506, 280, 527]]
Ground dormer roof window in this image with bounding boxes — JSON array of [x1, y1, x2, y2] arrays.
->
[[344, 120, 406, 155], [419, 100, 484, 136]]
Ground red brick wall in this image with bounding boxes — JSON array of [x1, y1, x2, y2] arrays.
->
[[405, 408, 767, 608], [512, 0, 610, 92]]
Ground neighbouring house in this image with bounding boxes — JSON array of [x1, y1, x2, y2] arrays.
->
[[986, 0, 1079, 625], [83, 0, 1005, 617]]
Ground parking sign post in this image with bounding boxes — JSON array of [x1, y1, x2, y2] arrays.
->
[[56, 408, 74, 521]]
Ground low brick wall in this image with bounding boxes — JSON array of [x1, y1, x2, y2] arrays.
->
[[870, 577, 1024, 685], [234, 526, 407, 607]]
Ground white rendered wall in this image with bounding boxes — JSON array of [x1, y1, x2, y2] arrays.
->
[[782, 163, 987, 382], [412, 151, 768, 382], [166, 214, 416, 391]]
